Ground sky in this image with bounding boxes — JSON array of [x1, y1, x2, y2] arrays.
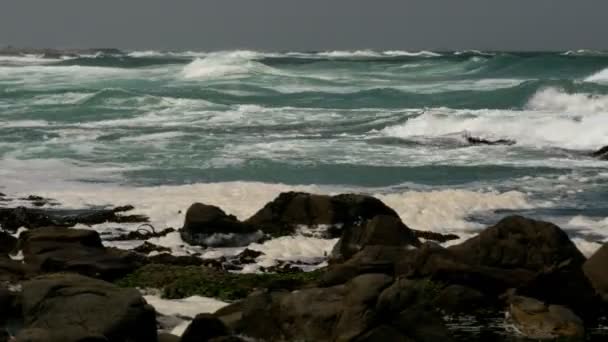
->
[[1, 0, 606, 51]]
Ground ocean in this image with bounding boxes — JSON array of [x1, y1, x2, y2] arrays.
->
[[1, 49, 607, 259]]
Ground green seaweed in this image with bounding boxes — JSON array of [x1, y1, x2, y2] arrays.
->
[[115, 264, 323, 301]]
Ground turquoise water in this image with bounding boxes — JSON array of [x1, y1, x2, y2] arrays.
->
[[0, 50, 608, 227]]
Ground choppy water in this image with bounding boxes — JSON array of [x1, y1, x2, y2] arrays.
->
[[1, 49, 608, 255]]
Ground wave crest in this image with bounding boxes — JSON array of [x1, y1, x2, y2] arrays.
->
[[181, 51, 281, 80]]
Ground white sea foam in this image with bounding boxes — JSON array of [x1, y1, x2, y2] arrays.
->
[[585, 67, 608, 84], [526, 87, 608, 114], [0, 120, 50, 128], [145, 295, 228, 318], [377, 189, 534, 244], [246, 235, 338, 271], [381, 89, 608, 150]]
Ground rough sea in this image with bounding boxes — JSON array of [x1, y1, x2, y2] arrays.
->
[[1, 49, 608, 259]]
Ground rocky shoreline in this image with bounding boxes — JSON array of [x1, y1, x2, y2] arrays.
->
[[1, 190, 608, 341]]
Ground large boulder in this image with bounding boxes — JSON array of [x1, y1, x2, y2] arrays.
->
[[180, 313, 230, 342], [330, 215, 420, 262], [18, 273, 157, 342], [224, 273, 452, 342], [447, 216, 599, 318], [584, 243, 608, 301], [0, 231, 16, 255], [180, 203, 262, 247], [332, 274, 393, 341], [19, 227, 143, 281], [449, 216, 586, 271], [245, 192, 399, 237], [507, 296, 584, 340], [398, 243, 537, 296]]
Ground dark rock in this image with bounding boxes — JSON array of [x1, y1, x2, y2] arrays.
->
[[19, 195, 57, 207], [412, 229, 460, 243], [433, 284, 492, 314], [20, 227, 143, 281], [354, 325, 411, 342], [393, 308, 454, 342], [19, 273, 157, 342], [449, 215, 586, 272], [246, 192, 399, 237], [398, 243, 537, 296], [261, 261, 304, 274], [591, 145, 608, 160], [134, 241, 171, 254], [0, 257, 28, 282], [321, 246, 414, 286], [232, 291, 289, 340], [180, 313, 229, 342], [376, 277, 442, 316], [19, 226, 103, 252], [0, 231, 16, 255], [0, 206, 148, 232], [234, 248, 263, 264], [507, 296, 584, 340], [106, 226, 175, 242], [180, 203, 261, 247], [466, 135, 515, 146], [158, 332, 180, 342], [208, 337, 246, 342], [331, 215, 420, 262], [333, 274, 393, 341], [0, 287, 18, 323], [584, 243, 608, 301]]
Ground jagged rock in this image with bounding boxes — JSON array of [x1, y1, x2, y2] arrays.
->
[[180, 203, 262, 247], [0, 206, 147, 232], [19, 227, 143, 281], [466, 136, 515, 146], [180, 313, 230, 342], [507, 296, 584, 339], [330, 215, 420, 262], [591, 145, 608, 160], [18, 273, 157, 342], [106, 227, 176, 241], [234, 248, 263, 265], [584, 243, 608, 301], [246, 192, 399, 237], [412, 229, 460, 243], [134, 241, 171, 254]]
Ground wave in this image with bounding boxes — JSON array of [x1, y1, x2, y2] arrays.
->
[[585, 67, 608, 84], [181, 51, 283, 80], [526, 87, 608, 113], [380, 88, 608, 150]]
